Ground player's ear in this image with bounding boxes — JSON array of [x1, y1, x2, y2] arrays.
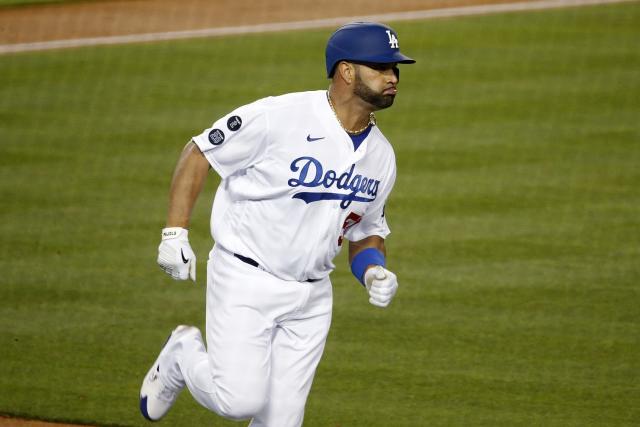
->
[[337, 61, 355, 85]]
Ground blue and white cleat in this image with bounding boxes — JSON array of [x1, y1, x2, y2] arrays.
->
[[139, 325, 199, 421]]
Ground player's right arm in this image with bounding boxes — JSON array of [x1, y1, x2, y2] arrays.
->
[[157, 142, 210, 282], [162, 98, 269, 281], [166, 142, 210, 228]]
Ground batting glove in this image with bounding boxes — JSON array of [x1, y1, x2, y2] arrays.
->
[[157, 227, 196, 282], [364, 266, 398, 308]]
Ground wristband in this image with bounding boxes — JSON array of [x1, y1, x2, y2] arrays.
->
[[351, 248, 385, 286]]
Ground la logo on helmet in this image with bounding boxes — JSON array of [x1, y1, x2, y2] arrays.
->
[[385, 30, 399, 48]]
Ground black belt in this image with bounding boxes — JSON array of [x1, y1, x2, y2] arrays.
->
[[233, 253, 321, 283], [233, 253, 260, 268]]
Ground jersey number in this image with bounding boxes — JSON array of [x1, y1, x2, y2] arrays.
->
[[338, 212, 363, 246]]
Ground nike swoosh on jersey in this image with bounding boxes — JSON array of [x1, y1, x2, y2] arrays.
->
[[306, 134, 325, 142], [181, 249, 189, 264]]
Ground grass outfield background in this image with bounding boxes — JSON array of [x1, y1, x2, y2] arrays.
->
[[1, 2, 639, 426]]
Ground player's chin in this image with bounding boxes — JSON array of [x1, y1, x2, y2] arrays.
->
[[359, 90, 396, 110], [375, 94, 396, 110]]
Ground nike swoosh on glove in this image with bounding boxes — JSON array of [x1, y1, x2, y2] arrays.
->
[[364, 266, 398, 308], [157, 227, 196, 281]]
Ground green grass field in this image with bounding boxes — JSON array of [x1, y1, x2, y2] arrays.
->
[[1, 2, 639, 426]]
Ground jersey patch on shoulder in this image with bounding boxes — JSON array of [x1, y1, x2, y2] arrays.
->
[[208, 129, 225, 145], [227, 116, 242, 132]]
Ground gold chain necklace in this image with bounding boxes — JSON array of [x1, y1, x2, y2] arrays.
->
[[326, 91, 376, 136]]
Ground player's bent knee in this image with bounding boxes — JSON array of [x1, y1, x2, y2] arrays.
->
[[211, 376, 269, 420], [216, 394, 267, 421]]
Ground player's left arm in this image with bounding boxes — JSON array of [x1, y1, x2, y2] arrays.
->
[[349, 236, 398, 308]]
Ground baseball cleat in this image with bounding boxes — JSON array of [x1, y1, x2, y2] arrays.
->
[[139, 325, 199, 421]]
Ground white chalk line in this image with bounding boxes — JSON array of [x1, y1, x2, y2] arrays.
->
[[0, 0, 637, 54]]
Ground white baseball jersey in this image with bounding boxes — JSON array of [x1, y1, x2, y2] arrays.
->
[[192, 90, 396, 282]]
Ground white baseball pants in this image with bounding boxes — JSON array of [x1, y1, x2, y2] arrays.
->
[[164, 245, 333, 426]]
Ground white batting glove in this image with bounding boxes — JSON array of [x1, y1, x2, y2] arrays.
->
[[157, 227, 196, 282], [364, 266, 398, 308]]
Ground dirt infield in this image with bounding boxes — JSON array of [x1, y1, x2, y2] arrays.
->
[[0, 416, 94, 427], [0, 0, 523, 45]]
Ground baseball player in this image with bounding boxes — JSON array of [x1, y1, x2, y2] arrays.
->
[[140, 21, 414, 426]]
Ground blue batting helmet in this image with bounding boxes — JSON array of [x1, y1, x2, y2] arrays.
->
[[325, 21, 415, 77]]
